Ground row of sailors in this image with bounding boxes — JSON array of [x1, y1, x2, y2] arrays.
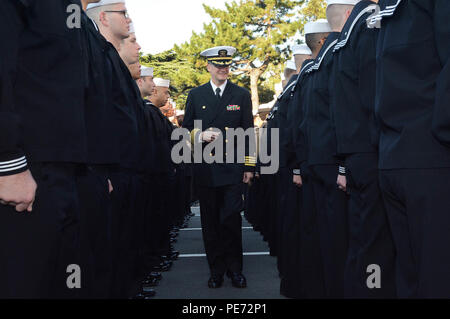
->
[[246, 0, 450, 299], [0, 0, 193, 299]]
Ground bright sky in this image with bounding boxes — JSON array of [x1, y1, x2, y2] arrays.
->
[[127, 0, 229, 55]]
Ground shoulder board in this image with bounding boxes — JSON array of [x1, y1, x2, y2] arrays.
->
[[367, 0, 402, 28], [334, 4, 378, 52], [306, 39, 338, 74]]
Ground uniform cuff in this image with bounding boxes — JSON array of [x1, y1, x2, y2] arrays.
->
[[190, 128, 201, 145], [0, 156, 29, 176], [245, 156, 257, 167], [293, 169, 301, 176], [338, 166, 346, 176]]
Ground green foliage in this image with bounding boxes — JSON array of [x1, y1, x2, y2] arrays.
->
[[301, 0, 327, 23], [140, 0, 328, 110]]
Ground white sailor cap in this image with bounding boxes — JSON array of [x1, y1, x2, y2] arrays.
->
[[140, 67, 153, 77], [200, 46, 236, 67], [327, 0, 360, 6], [304, 19, 332, 35], [292, 44, 312, 56], [86, 0, 126, 10], [129, 22, 135, 34], [285, 60, 297, 71], [154, 78, 170, 88]]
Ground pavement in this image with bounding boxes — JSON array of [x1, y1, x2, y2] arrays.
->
[[153, 206, 287, 299]]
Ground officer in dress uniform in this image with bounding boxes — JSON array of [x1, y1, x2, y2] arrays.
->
[[0, 0, 91, 298], [373, 0, 450, 298], [183, 46, 255, 289], [327, 0, 396, 298]]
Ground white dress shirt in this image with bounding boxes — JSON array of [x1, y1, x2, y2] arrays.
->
[[210, 80, 228, 97]]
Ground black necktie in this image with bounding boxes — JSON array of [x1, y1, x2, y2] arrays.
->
[[215, 88, 221, 100]]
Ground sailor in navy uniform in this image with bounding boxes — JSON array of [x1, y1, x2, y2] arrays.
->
[[278, 49, 316, 299], [86, 1, 143, 298], [0, 0, 92, 298], [290, 21, 333, 298], [183, 46, 255, 289], [373, 0, 450, 298], [328, 0, 396, 298], [272, 66, 300, 297], [299, 18, 349, 298]]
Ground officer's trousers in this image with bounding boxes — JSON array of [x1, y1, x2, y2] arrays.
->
[[310, 164, 348, 298], [379, 168, 450, 298], [77, 166, 113, 299], [0, 163, 82, 299], [198, 183, 244, 277], [344, 154, 396, 298]]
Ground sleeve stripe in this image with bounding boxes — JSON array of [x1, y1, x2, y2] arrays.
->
[[190, 128, 200, 145], [0, 159, 27, 169], [0, 163, 28, 173], [0, 156, 26, 166]]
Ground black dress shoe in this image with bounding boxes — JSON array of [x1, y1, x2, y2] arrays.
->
[[133, 290, 156, 299], [152, 262, 171, 272], [147, 272, 162, 280], [227, 272, 247, 288], [142, 286, 157, 295], [142, 277, 159, 288], [208, 276, 224, 288], [169, 250, 180, 260], [170, 237, 177, 244]]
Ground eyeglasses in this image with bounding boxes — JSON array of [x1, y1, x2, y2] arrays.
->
[[104, 10, 130, 19]]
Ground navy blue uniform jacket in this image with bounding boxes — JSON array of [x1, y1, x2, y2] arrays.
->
[[330, 0, 380, 158], [375, 0, 450, 169], [183, 81, 255, 187]]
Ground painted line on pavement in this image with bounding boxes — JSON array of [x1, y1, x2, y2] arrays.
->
[[181, 227, 253, 231], [179, 252, 270, 258], [193, 212, 245, 217]]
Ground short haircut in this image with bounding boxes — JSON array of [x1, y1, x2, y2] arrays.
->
[[326, 4, 353, 31], [305, 32, 329, 52]]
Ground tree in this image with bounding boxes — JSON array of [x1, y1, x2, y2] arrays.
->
[[176, 0, 305, 112], [140, 50, 209, 109], [300, 0, 327, 22], [141, 0, 327, 111]]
